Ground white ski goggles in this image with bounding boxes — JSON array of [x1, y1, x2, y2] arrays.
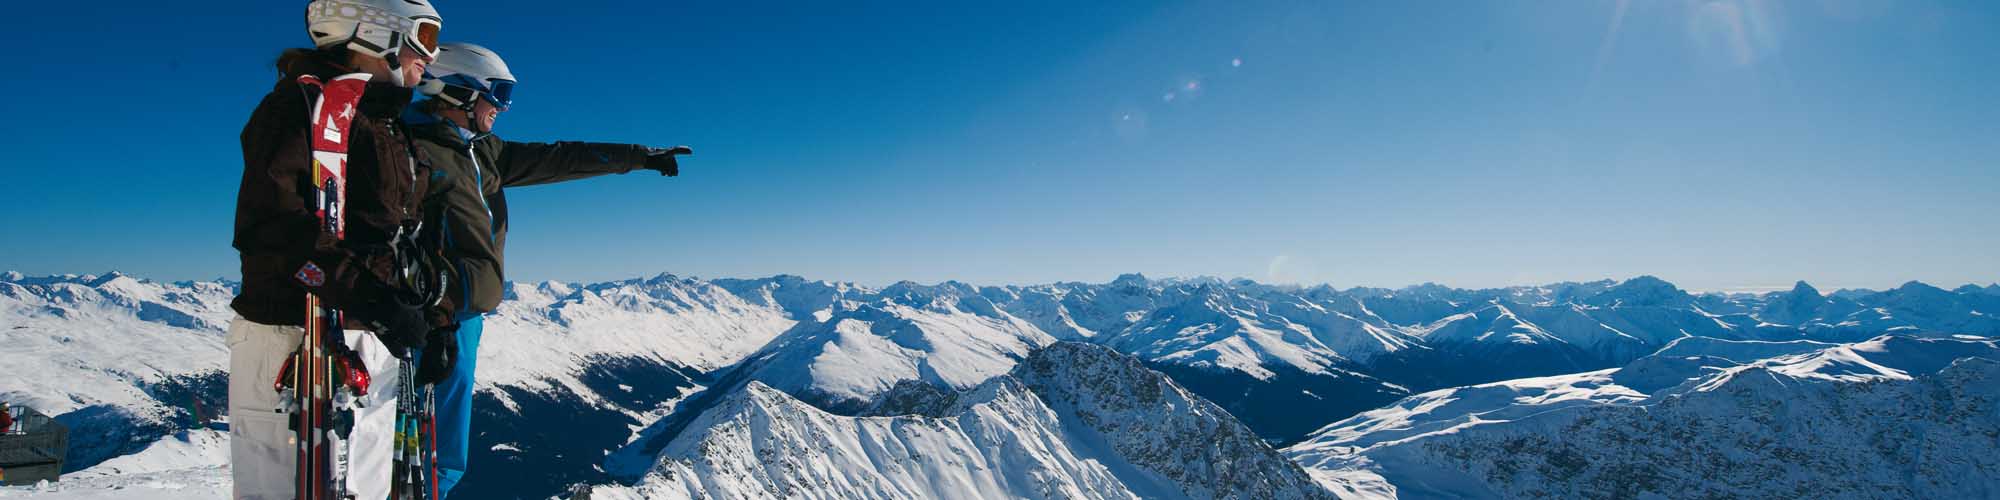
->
[[322, 4, 440, 61], [403, 18, 442, 60], [365, 17, 440, 61]]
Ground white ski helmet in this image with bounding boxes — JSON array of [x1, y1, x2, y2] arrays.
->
[[305, 0, 443, 63], [420, 43, 517, 111]]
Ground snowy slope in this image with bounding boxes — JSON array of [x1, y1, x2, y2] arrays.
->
[[711, 274, 865, 323], [1093, 284, 1414, 443], [1646, 335, 1835, 362], [0, 467, 229, 500], [479, 274, 795, 398], [602, 343, 1332, 500], [0, 429, 231, 500], [0, 271, 788, 417], [63, 429, 229, 480], [1758, 281, 1850, 326], [1413, 303, 1565, 347], [1580, 275, 1692, 308], [676, 273, 2000, 448], [1286, 335, 2000, 499], [15, 269, 2000, 499], [1008, 343, 1335, 500], [731, 296, 1054, 412], [987, 274, 1171, 340], [1106, 286, 1408, 376], [0, 273, 234, 473], [597, 380, 1145, 500], [598, 292, 1062, 487], [0, 271, 794, 500], [441, 275, 797, 499], [1814, 281, 2000, 339], [0, 273, 232, 416]]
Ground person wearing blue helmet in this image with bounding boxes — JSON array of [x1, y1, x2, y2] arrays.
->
[[403, 42, 691, 498]]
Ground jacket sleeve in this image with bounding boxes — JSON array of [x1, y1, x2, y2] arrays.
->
[[490, 139, 651, 188], [233, 90, 395, 314]]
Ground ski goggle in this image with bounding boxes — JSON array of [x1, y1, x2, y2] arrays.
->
[[484, 79, 514, 110], [430, 76, 515, 111], [401, 18, 442, 60]]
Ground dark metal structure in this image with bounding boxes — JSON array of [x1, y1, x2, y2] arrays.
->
[[0, 406, 67, 485]]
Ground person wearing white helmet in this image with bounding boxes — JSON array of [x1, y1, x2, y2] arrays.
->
[[304, 0, 444, 87], [229, 1, 453, 498], [403, 42, 690, 498]]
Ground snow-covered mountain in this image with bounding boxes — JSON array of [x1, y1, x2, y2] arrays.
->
[[0, 272, 792, 500], [484, 274, 796, 388], [1092, 283, 1415, 444], [0, 273, 234, 472], [599, 343, 1333, 500], [991, 274, 1994, 443], [457, 275, 798, 499], [9, 270, 1999, 499], [1285, 334, 2000, 499], [0, 272, 232, 414], [726, 295, 1054, 413], [632, 273, 2000, 447], [1819, 281, 2000, 340]]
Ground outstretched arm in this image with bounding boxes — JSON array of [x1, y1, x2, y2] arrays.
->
[[492, 140, 671, 188]]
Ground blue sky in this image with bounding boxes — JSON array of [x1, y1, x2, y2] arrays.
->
[[1, 1, 1995, 291]]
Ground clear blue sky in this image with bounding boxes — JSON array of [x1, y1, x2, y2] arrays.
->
[[1, 1, 1995, 291]]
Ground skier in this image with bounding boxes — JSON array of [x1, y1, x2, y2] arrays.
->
[[403, 42, 691, 498], [228, 1, 454, 498]]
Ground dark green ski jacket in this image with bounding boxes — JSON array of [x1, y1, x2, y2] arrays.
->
[[404, 111, 652, 314]]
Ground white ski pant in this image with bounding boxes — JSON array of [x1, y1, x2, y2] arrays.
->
[[227, 317, 400, 500]]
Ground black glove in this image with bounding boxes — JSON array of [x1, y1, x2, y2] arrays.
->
[[416, 327, 459, 385], [644, 146, 692, 177], [359, 298, 429, 359]]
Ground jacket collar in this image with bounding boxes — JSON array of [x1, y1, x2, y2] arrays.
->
[[276, 49, 413, 121], [357, 83, 414, 121], [406, 110, 467, 148], [404, 106, 493, 148]]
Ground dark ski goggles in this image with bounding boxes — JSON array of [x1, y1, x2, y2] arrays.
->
[[430, 75, 514, 111], [484, 79, 514, 110]]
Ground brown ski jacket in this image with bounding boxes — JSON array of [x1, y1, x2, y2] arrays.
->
[[231, 49, 450, 327]]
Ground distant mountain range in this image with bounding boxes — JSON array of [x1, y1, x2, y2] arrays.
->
[[1286, 335, 2000, 498], [4, 270, 1996, 499]]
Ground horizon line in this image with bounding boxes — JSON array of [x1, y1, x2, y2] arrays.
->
[[10, 269, 1995, 297]]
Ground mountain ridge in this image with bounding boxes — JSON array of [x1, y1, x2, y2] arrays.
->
[[9, 270, 2000, 498]]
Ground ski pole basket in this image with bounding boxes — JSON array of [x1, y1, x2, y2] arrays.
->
[[0, 405, 68, 485]]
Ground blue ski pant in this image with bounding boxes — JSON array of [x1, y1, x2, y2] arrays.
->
[[431, 313, 483, 498]]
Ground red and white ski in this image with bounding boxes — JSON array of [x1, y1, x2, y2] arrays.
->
[[287, 72, 372, 500]]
